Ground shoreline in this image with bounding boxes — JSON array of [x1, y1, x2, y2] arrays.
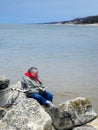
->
[[42, 22, 98, 27]]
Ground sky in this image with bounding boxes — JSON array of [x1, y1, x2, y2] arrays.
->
[[0, 0, 98, 23]]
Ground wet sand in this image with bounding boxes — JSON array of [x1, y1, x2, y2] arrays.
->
[[43, 70, 98, 114]]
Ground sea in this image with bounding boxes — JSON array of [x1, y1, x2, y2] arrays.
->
[[0, 24, 98, 112]]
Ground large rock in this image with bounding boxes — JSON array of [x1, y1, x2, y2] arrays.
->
[[0, 80, 97, 130], [0, 78, 19, 108], [0, 107, 6, 120], [0, 76, 12, 107], [0, 76, 10, 90], [73, 125, 97, 130], [0, 87, 14, 107], [47, 97, 97, 130], [87, 118, 98, 130], [0, 92, 52, 130]]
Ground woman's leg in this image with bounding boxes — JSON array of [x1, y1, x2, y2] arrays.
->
[[27, 93, 47, 105], [40, 91, 53, 102]]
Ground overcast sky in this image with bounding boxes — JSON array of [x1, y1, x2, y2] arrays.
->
[[0, 0, 98, 23]]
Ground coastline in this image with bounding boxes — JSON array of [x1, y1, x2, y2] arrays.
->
[[44, 15, 98, 26], [54, 23, 98, 26]]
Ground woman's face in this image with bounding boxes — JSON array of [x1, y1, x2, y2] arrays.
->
[[30, 69, 38, 77]]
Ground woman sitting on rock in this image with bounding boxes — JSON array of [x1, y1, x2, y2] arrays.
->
[[21, 67, 54, 107]]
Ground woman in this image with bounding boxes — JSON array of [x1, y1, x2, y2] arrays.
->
[[21, 67, 54, 107]]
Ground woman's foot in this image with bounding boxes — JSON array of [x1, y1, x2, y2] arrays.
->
[[46, 101, 55, 107]]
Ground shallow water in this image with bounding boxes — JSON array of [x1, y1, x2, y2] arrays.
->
[[0, 24, 98, 112]]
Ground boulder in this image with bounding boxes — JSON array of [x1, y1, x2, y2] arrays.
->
[[0, 80, 97, 130], [0, 76, 10, 90], [0, 77, 19, 108], [73, 125, 97, 130], [0, 107, 6, 120], [87, 118, 98, 130], [47, 97, 97, 130], [0, 76, 12, 107], [0, 92, 52, 130]]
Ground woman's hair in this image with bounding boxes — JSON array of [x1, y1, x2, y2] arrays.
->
[[28, 67, 37, 73]]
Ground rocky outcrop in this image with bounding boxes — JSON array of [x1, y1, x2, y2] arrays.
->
[[0, 107, 6, 120], [47, 97, 97, 130], [0, 76, 10, 90], [0, 76, 12, 108], [0, 76, 19, 108], [73, 125, 97, 130], [0, 92, 52, 130], [88, 118, 98, 130], [0, 78, 97, 130]]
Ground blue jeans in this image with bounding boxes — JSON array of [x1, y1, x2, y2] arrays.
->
[[27, 91, 53, 105]]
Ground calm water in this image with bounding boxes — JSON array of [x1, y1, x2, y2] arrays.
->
[[0, 24, 98, 111]]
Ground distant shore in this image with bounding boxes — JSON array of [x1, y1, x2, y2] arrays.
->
[[44, 22, 98, 26], [53, 23, 98, 26], [43, 15, 98, 25]]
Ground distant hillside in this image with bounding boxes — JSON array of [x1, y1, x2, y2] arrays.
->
[[45, 15, 98, 24]]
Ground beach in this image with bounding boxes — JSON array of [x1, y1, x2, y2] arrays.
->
[[0, 24, 98, 114]]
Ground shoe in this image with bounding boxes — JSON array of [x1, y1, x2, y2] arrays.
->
[[46, 101, 55, 107]]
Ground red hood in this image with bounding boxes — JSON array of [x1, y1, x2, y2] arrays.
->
[[25, 72, 41, 83]]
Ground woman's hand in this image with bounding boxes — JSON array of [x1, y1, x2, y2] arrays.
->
[[39, 87, 47, 91]]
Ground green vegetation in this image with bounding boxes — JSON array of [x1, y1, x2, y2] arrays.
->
[[67, 15, 98, 24], [44, 15, 98, 24]]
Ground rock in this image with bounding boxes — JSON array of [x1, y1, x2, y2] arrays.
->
[[46, 106, 74, 130], [0, 76, 11, 107], [88, 118, 98, 130], [0, 107, 6, 120], [0, 81, 18, 107], [0, 80, 97, 130], [0, 76, 10, 90], [73, 125, 97, 130], [0, 80, 24, 108], [0, 87, 13, 107], [47, 97, 97, 130], [0, 92, 52, 130]]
